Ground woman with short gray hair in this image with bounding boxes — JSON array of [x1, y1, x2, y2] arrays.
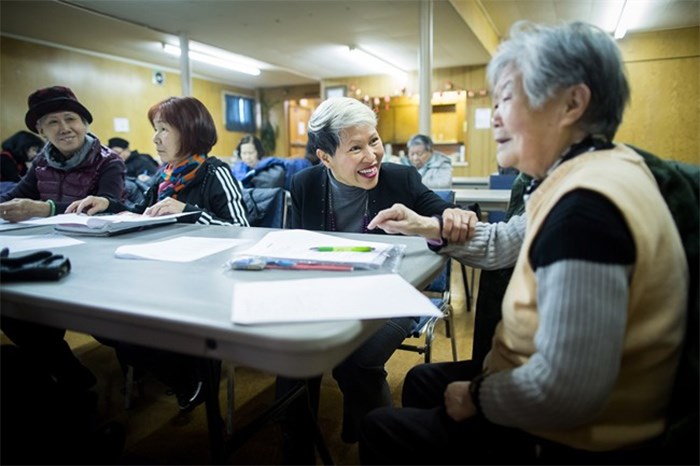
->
[[362, 21, 687, 464], [278, 96, 474, 462]]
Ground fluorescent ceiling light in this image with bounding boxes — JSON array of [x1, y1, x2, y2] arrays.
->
[[614, 0, 650, 40], [162, 43, 261, 76], [347, 45, 407, 80]]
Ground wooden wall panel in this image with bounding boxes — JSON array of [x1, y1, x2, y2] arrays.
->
[[259, 84, 320, 157], [0, 37, 255, 161], [616, 28, 699, 164], [376, 105, 395, 144], [394, 106, 419, 143], [323, 27, 699, 174]]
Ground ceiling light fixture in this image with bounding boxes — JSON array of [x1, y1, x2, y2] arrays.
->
[[347, 45, 407, 80], [613, 0, 649, 40], [162, 43, 261, 76]]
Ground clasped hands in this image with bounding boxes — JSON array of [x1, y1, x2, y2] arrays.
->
[[367, 203, 477, 244]]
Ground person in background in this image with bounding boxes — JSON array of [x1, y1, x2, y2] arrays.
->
[[404, 134, 453, 189], [68, 96, 249, 412], [382, 149, 409, 165], [361, 21, 688, 464], [278, 96, 474, 463], [0, 130, 44, 183], [0, 85, 126, 395], [231, 134, 286, 188], [107, 136, 159, 179]]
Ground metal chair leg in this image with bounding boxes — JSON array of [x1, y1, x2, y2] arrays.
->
[[460, 263, 473, 311], [446, 305, 458, 361], [226, 362, 236, 435], [124, 365, 134, 410]]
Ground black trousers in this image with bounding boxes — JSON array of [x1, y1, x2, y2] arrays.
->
[[359, 360, 664, 465], [0, 316, 96, 390], [96, 335, 212, 395]]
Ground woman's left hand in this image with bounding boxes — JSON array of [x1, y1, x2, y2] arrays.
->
[[441, 208, 478, 244], [444, 381, 477, 422], [144, 197, 186, 217]]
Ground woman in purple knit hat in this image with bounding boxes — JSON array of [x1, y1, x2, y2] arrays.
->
[[0, 85, 124, 222]]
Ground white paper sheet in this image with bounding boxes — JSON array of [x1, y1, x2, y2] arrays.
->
[[0, 219, 44, 232], [236, 229, 395, 267], [114, 236, 249, 262], [0, 234, 85, 253], [18, 213, 92, 226], [475, 107, 492, 129], [230, 274, 442, 325]]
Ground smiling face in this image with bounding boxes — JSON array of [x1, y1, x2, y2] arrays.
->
[[320, 124, 384, 190], [491, 67, 575, 179], [36, 111, 88, 157], [152, 112, 182, 164]]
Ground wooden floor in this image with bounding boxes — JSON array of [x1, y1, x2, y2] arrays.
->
[[2, 261, 479, 465]]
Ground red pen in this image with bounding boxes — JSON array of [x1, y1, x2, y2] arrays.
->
[[265, 262, 353, 272]]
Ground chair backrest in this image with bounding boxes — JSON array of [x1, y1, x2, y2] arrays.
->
[[432, 189, 456, 205], [241, 187, 287, 228], [487, 174, 517, 223], [281, 158, 312, 191], [488, 173, 517, 190]]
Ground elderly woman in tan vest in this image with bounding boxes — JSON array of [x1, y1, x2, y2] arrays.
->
[[362, 21, 688, 465]]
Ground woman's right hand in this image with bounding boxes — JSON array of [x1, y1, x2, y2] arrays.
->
[[368, 204, 477, 244], [66, 196, 109, 215], [367, 203, 441, 239]]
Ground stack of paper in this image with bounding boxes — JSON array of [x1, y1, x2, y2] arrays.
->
[[234, 229, 399, 270]]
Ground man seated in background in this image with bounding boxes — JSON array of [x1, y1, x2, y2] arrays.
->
[[108, 137, 159, 180], [404, 134, 453, 189]]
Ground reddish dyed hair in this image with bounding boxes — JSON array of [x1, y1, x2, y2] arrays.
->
[[147, 96, 217, 158]]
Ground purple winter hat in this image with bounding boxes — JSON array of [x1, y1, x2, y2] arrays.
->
[[25, 86, 93, 133]]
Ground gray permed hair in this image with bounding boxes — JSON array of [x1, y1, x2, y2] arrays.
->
[[406, 134, 434, 152], [306, 97, 377, 157], [487, 21, 630, 140]]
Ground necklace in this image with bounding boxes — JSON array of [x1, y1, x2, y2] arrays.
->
[[327, 179, 370, 233]]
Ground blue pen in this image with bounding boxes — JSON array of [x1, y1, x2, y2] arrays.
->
[[267, 260, 297, 268]]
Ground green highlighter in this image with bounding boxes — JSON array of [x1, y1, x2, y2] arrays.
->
[[310, 246, 375, 252]]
